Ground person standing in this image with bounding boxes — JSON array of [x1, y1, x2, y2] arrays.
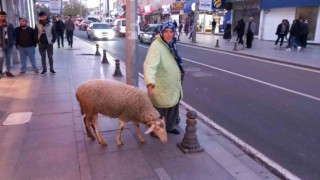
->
[[299, 18, 309, 48], [0, 11, 15, 78], [35, 11, 56, 74], [54, 15, 65, 48], [233, 19, 245, 45], [245, 17, 256, 49], [178, 22, 183, 41], [144, 21, 184, 135], [223, 21, 232, 42], [211, 19, 216, 34], [173, 20, 178, 29], [65, 15, 75, 48], [184, 20, 189, 36], [275, 19, 289, 47], [188, 23, 195, 40], [15, 17, 39, 74]]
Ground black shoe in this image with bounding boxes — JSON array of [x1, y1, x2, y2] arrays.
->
[[5, 71, 14, 77], [41, 70, 47, 74], [50, 69, 56, 73], [168, 129, 180, 135]]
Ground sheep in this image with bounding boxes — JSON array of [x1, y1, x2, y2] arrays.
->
[[75, 79, 167, 146]]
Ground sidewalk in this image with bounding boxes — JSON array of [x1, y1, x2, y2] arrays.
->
[[0, 37, 279, 180], [178, 33, 320, 70]]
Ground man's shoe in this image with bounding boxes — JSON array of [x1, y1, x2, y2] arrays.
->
[[41, 70, 47, 74], [50, 69, 56, 73], [58, 46, 60, 48], [34, 71, 39, 74], [5, 71, 14, 77], [297, 46, 302, 51], [19, 71, 26, 75], [168, 129, 180, 135]]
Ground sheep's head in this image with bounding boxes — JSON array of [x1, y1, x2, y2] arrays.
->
[[145, 118, 167, 144]]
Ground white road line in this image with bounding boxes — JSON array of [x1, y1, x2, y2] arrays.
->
[[139, 43, 320, 74], [155, 168, 171, 180]]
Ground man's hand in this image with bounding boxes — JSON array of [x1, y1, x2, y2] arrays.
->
[[147, 84, 154, 97]]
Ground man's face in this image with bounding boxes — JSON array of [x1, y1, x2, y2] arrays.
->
[[0, 14, 7, 22], [39, 15, 47, 22], [19, 19, 27, 27]]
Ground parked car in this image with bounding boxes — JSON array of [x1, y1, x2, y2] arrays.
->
[[79, 20, 93, 31], [105, 18, 114, 25], [138, 24, 163, 44], [87, 23, 115, 40], [112, 18, 126, 36]]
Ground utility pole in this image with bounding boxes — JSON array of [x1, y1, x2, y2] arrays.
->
[[125, 0, 138, 86], [99, 0, 101, 20], [80, 0, 82, 17], [192, 0, 199, 43]]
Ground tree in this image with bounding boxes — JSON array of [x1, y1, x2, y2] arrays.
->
[[62, 1, 88, 18]]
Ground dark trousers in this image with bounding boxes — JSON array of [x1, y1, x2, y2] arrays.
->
[[56, 32, 64, 47], [38, 43, 54, 71], [299, 34, 308, 48], [238, 34, 244, 45], [66, 31, 74, 46], [275, 34, 285, 46], [155, 102, 180, 131], [246, 33, 254, 48]]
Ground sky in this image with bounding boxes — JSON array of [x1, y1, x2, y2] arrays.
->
[[63, 0, 100, 8]]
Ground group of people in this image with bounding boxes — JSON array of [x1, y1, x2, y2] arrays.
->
[[228, 17, 256, 48], [0, 11, 75, 78]]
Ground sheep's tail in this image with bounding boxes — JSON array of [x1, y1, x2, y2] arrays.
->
[[76, 92, 85, 115]]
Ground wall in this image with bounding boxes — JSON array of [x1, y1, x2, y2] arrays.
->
[[315, 6, 320, 43]]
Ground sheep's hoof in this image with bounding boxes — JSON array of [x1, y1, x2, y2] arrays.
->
[[99, 142, 107, 146], [117, 141, 124, 146], [88, 135, 95, 140], [139, 138, 146, 144]]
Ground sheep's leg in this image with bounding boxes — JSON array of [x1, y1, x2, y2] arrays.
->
[[134, 121, 146, 143], [91, 114, 107, 146], [84, 115, 95, 140], [116, 120, 125, 146]]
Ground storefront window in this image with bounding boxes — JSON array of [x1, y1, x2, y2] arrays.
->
[[296, 6, 318, 40]]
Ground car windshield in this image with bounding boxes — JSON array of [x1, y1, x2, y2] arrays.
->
[[92, 24, 111, 29], [144, 25, 161, 32], [122, 20, 126, 26]]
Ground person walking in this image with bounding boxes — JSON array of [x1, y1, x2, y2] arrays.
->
[[54, 15, 65, 48], [65, 15, 75, 48], [0, 11, 15, 78], [144, 21, 184, 135], [211, 19, 216, 34], [274, 19, 289, 47], [286, 19, 302, 51], [233, 19, 245, 45], [178, 22, 183, 41], [173, 20, 178, 29], [184, 20, 189, 36], [15, 17, 39, 74], [35, 11, 56, 74], [223, 21, 232, 42], [245, 17, 256, 49], [188, 23, 195, 40], [299, 18, 308, 48]]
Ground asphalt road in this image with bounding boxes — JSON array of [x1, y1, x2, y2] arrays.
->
[[74, 29, 320, 180]]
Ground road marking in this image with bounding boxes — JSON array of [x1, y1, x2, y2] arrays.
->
[[139, 43, 320, 74], [155, 168, 171, 180]]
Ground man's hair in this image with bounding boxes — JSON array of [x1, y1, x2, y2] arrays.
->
[[0, 11, 7, 15], [39, 11, 46, 17], [19, 17, 27, 22]]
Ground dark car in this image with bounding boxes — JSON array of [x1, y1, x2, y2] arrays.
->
[[79, 20, 93, 31], [138, 24, 163, 44]]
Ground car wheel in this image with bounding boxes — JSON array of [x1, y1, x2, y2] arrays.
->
[[139, 36, 143, 43], [91, 34, 96, 40]]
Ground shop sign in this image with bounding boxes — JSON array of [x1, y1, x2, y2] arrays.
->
[[172, 2, 184, 11], [144, 5, 153, 14], [50, 0, 61, 14], [199, 0, 212, 11], [162, 4, 171, 15], [212, 0, 224, 9]]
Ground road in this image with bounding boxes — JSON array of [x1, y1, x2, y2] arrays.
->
[[74, 29, 320, 180]]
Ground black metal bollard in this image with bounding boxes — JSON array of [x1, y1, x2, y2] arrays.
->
[[113, 59, 123, 77], [95, 44, 101, 56], [101, 50, 109, 63], [177, 110, 204, 153], [215, 39, 220, 48], [233, 42, 238, 51]]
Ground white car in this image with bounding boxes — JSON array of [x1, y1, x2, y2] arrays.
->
[[112, 18, 126, 36], [87, 23, 115, 40]]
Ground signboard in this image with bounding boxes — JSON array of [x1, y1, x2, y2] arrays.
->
[[162, 4, 171, 15], [37, 0, 50, 3], [172, 2, 184, 11], [199, 0, 212, 11], [50, 0, 60, 14], [212, 0, 224, 9]]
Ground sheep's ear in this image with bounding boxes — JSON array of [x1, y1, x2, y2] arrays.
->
[[145, 124, 155, 134]]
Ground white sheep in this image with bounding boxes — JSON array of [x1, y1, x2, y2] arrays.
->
[[76, 79, 167, 146]]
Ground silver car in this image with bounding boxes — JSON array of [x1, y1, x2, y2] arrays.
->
[[87, 23, 115, 40]]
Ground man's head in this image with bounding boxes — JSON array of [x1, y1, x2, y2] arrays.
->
[[56, 14, 61, 21], [38, 12, 47, 23], [19, 17, 27, 27], [68, 15, 72, 20], [0, 11, 7, 23]]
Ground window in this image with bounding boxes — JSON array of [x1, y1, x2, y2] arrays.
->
[[296, 6, 318, 40]]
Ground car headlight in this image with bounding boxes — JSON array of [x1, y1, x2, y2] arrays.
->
[[107, 31, 115, 39]]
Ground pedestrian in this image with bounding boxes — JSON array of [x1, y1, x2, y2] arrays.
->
[[173, 20, 177, 29], [15, 17, 39, 74], [223, 21, 232, 42], [65, 15, 75, 48], [184, 20, 189, 35], [299, 18, 308, 48], [144, 20, 184, 135], [245, 17, 256, 48], [211, 19, 216, 34], [54, 15, 65, 48], [286, 19, 302, 51], [35, 11, 56, 74], [0, 11, 15, 78], [178, 22, 183, 41], [233, 19, 245, 45], [284, 19, 290, 41], [274, 19, 289, 47], [188, 23, 195, 40]]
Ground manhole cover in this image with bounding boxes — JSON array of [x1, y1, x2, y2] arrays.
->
[[2, 112, 32, 125], [77, 53, 95, 56]]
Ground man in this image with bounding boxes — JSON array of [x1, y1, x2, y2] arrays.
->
[[35, 11, 56, 74], [299, 18, 308, 48], [286, 19, 302, 51], [275, 19, 289, 47], [211, 19, 216, 34], [173, 20, 177, 29], [245, 17, 256, 49], [65, 15, 75, 48], [54, 15, 65, 48], [0, 11, 15, 77], [15, 17, 39, 74]]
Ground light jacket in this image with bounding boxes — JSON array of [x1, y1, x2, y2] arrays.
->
[[35, 22, 56, 44], [245, 21, 256, 35], [144, 35, 183, 108]]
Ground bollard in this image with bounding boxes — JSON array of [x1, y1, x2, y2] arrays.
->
[[101, 50, 109, 63], [177, 110, 204, 153], [95, 44, 101, 56], [215, 39, 220, 48], [233, 42, 238, 51], [113, 59, 123, 77]]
